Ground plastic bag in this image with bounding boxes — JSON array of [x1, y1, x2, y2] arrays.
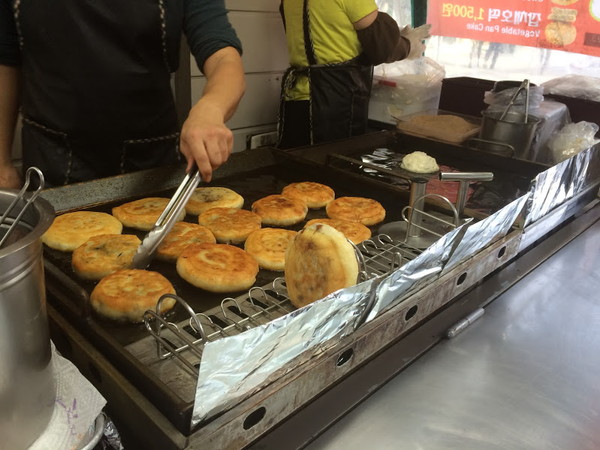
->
[[484, 86, 544, 114], [548, 121, 600, 163], [375, 56, 446, 85], [541, 75, 600, 102], [369, 57, 446, 121]]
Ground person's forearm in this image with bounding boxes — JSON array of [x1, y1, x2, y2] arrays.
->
[[0, 64, 20, 166], [194, 46, 245, 122]]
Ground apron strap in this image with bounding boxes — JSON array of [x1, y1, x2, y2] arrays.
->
[[302, 0, 317, 66]]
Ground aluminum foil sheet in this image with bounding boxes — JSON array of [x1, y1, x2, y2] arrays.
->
[[444, 194, 530, 272], [364, 225, 466, 322], [191, 278, 376, 426], [192, 226, 466, 426], [524, 145, 599, 227]]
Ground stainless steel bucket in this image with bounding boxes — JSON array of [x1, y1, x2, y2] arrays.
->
[[479, 110, 541, 159], [0, 189, 55, 450]]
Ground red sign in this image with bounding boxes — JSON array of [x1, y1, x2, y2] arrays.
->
[[427, 0, 600, 57]]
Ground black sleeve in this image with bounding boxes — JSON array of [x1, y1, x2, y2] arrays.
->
[[0, 0, 20, 66], [356, 12, 410, 66]]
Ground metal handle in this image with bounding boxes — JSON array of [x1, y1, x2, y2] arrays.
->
[[439, 172, 494, 218], [446, 307, 485, 338], [154, 166, 200, 227], [0, 167, 45, 249], [132, 167, 201, 268], [499, 79, 530, 123], [466, 137, 515, 158]]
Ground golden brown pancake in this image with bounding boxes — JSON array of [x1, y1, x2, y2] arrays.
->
[[281, 182, 335, 209], [112, 197, 186, 231], [244, 228, 297, 271], [326, 196, 386, 226], [252, 194, 308, 226], [545, 21, 577, 46], [90, 269, 176, 322], [185, 186, 244, 216], [198, 207, 262, 244], [42, 211, 123, 252], [176, 243, 259, 293], [156, 222, 216, 262], [305, 218, 371, 244], [72, 234, 141, 280], [285, 223, 359, 308]]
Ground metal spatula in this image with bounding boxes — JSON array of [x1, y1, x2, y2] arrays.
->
[[132, 167, 201, 269]]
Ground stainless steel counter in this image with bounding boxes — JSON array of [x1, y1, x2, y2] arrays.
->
[[304, 217, 600, 449]]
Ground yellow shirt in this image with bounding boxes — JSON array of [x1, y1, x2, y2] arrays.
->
[[282, 0, 377, 100]]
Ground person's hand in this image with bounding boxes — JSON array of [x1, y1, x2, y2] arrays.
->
[[400, 24, 432, 59], [0, 163, 22, 189], [179, 101, 233, 183]]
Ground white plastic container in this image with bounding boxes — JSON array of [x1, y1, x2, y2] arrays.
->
[[368, 57, 445, 124]]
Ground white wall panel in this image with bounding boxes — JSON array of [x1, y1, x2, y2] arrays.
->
[[191, 72, 283, 131], [191, 11, 288, 76]]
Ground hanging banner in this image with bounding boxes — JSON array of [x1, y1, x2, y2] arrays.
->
[[427, 0, 600, 57]]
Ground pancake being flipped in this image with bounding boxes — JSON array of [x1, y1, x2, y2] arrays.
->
[[198, 207, 262, 244], [185, 186, 244, 216], [281, 182, 335, 209], [90, 269, 176, 322], [244, 227, 297, 271], [304, 218, 371, 244], [42, 211, 123, 252], [176, 243, 259, 293], [72, 234, 141, 280], [285, 223, 359, 308], [252, 194, 308, 226], [156, 222, 216, 262], [326, 196, 386, 226], [112, 197, 186, 231]]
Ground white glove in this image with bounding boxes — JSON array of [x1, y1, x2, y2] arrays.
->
[[400, 24, 432, 59]]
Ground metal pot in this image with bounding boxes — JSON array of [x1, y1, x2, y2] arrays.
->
[[479, 109, 541, 159], [0, 188, 55, 450]]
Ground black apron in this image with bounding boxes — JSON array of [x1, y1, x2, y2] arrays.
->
[[15, 0, 182, 186], [278, 0, 373, 147]]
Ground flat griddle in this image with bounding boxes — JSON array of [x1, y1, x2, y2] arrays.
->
[[42, 153, 417, 433], [41, 132, 554, 441]]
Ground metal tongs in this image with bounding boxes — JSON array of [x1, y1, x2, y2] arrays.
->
[[0, 167, 45, 249], [499, 79, 530, 123], [132, 167, 201, 269]]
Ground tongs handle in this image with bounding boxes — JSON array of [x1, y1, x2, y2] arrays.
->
[[499, 79, 530, 123], [132, 167, 201, 269], [155, 166, 201, 228], [0, 167, 45, 249]]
